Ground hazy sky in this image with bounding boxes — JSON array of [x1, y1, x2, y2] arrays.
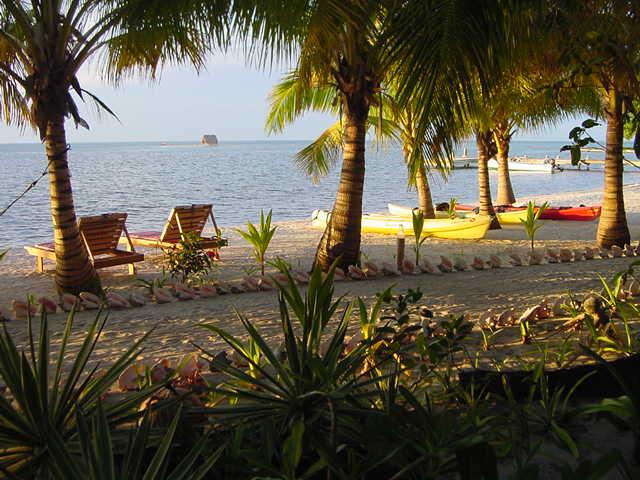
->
[[0, 54, 606, 144]]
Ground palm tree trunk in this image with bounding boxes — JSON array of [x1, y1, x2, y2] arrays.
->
[[45, 115, 101, 294], [493, 124, 516, 205], [476, 130, 501, 230], [415, 162, 435, 218], [315, 98, 368, 270], [597, 88, 630, 248]]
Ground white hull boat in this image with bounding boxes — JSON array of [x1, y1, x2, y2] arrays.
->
[[488, 158, 556, 173]]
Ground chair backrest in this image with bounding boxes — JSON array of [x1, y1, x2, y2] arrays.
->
[[78, 213, 127, 255], [160, 204, 213, 244]]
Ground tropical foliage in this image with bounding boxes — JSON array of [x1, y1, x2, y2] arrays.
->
[[543, 0, 640, 247], [520, 201, 549, 254], [165, 232, 215, 284], [0, 0, 236, 294], [235, 209, 277, 276], [0, 307, 152, 476], [0, 264, 639, 477]]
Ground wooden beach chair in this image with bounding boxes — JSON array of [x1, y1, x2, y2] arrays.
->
[[24, 213, 144, 275], [127, 204, 227, 256]]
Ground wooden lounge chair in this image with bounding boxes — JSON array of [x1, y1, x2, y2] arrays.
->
[[127, 204, 227, 255], [25, 213, 144, 275]]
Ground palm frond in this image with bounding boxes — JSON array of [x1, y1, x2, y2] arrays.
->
[[295, 121, 343, 182], [266, 70, 338, 134]]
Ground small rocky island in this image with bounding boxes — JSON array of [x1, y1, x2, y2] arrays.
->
[[200, 134, 218, 146]]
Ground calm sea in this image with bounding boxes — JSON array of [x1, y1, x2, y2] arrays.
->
[[0, 140, 626, 247]]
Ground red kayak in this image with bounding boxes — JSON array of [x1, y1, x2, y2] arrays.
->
[[452, 204, 601, 221], [538, 205, 601, 221]]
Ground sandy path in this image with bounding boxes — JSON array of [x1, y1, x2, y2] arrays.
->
[[2, 256, 635, 368]]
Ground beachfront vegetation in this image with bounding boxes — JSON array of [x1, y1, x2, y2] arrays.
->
[[475, 129, 502, 230], [2, 263, 640, 478], [266, 74, 454, 222], [263, 1, 515, 271], [521, 201, 549, 255], [2, 0, 636, 282], [543, 1, 640, 248], [0, 307, 152, 476], [235, 209, 277, 276], [165, 232, 215, 284]]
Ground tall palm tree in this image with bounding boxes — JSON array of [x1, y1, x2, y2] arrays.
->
[[278, 2, 385, 271], [266, 0, 516, 270], [0, 0, 227, 293], [492, 119, 517, 206], [548, 1, 640, 247], [489, 69, 601, 206], [475, 129, 501, 229]]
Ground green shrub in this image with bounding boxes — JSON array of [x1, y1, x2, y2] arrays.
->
[[165, 232, 215, 284]]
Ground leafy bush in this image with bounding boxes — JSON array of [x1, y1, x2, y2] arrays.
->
[[165, 232, 215, 283], [196, 263, 494, 478]]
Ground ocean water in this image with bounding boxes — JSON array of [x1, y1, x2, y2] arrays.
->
[[0, 139, 625, 247]]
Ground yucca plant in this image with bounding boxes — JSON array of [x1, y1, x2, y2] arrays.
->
[[236, 210, 277, 276], [50, 404, 223, 480], [520, 201, 549, 254], [196, 262, 396, 476], [411, 209, 428, 265], [0, 308, 155, 477]]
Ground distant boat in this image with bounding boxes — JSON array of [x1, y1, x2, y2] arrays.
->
[[488, 158, 556, 173], [201, 134, 218, 146]]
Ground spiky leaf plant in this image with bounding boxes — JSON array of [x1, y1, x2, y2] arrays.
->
[[236, 209, 277, 276], [50, 404, 223, 480], [412, 209, 428, 266], [520, 201, 549, 254], [0, 308, 154, 477], [197, 262, 397, 476]]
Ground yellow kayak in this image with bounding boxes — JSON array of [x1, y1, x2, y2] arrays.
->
[[311, 210, 491, 239], [387, 203, 527, 225]]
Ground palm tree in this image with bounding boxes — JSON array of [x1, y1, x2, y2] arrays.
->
[[475, 129, 501, 230], [0, 1, 227, 293], [492, 119, 517, 206], [266, 73, 456, 222], [548, 1, 640, 247], [489, 68, 601, 206], [265, 1, 517, 270]]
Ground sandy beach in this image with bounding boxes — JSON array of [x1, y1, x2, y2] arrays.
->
[[2, 183, 640, 367]]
